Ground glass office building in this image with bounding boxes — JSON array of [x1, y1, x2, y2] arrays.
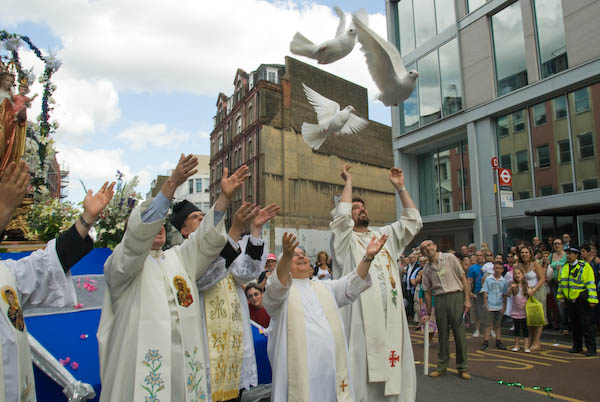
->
[[387, 0, 600, 251]]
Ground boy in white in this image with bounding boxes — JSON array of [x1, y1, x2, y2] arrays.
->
[[480, 262, 508, 351], [264, 232, 387, 402]]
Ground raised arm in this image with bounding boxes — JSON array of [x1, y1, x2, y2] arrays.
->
[[0, 161, 30, 233], [389, 167, 416, 209], [330, 164, 356, 277]]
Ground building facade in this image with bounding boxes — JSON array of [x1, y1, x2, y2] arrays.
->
[[174, 154, 211, 212], [209, 57, 397, 255], [386, 0, 600, 252]]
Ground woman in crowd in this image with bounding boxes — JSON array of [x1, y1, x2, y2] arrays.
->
[[549, 238, 568, 334], [518, 246, 547, 351], [246, 282, 270, 328], [313, 250, 332, 280]]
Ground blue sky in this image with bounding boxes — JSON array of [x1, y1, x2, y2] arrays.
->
[[2, 0, 390, 204]]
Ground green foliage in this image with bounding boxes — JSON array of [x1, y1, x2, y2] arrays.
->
[[93, 172, 141, 249], [25, 196, 79, 242]]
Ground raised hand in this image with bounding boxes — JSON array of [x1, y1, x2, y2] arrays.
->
[[281, 232, 299, 259], [82, 181, 116, 222], [0, 161, 30, 211], [341, 163, 352, 182], [366, 234, 388, 259], [389, 167, 405, 189], [170, 154, 198, 187], [221, 165, 249, 200], [229, 202, 260, 241], [252, 203, 280, 230]]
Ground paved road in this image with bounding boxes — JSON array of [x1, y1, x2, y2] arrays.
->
[[410, 323, 599, 402]]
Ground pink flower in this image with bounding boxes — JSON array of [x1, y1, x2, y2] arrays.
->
[[70, 361, 79, 370], [59, 357, 70, 365], [74, 303, 84, 309]]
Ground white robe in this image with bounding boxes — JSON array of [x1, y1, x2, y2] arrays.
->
[[330, 203, 422, 402], [98, 201, 227, 402], [263, 271, 370, 402], [196, 235, 266, 399], [0, 239, 77, 402]]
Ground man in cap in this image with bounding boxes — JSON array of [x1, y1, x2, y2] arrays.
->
[[556, 245, 597, 356]]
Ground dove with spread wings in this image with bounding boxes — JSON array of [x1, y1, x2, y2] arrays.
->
[[352, 12, 419, 107], [301, 83, 368, 150], [290, 7, 368, 64]]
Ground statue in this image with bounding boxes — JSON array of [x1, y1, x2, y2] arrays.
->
[[0, 69, 28, 173]]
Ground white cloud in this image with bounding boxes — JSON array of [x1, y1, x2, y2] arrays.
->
[[2, 0, 389, 101], [117, 122, 193, 151]]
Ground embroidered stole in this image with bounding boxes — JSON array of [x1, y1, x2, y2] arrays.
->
[[0, 265, 35, 402], [204, 274, 244, 401], [354, 232, 404, 396], [130, 251, 208, 402], [287, 281, 352, 402]]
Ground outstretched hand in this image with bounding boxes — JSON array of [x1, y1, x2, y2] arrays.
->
[[170, 154, 199, 187], [252, 203, 280, 229], [389, 167, 405, 189], [341, 163, 352, 182], [0, 161, 30, 210], [366, 234, 388, 259], [221, 165, 249, 200], [82, 181, 116, 222], [281, 232, 299, 258], [229, 202, 260, 241]]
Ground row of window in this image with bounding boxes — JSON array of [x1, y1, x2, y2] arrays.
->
[[187, 178, 210, 194], [496, 84, 599, 199], [213, 99, 255, 155]]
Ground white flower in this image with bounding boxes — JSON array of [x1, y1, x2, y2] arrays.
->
[[3, 37, 21, 52]]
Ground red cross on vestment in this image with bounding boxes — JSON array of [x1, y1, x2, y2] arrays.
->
[[340, 380, 348, 392], [389, 350, 399, 367]]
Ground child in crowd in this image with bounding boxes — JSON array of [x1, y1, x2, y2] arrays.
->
[[480, 261, 508, 350], [509, 266, 529, 352], [418, 284, 437, 342]]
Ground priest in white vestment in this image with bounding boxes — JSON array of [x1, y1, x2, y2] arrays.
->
[[169, 194, 279, 402], [330, 164, 423, 402], [97, 156, 247, 402], [0, 161, 114, 402], [264, 231, 388, 402]]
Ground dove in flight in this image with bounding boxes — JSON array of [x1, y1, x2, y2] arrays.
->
[[289, 7, 368, 64], [301, 83, 368, 150], [352, 12, 419, 107]]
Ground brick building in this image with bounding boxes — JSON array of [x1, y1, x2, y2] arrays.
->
[[209, 57, 398, 255]]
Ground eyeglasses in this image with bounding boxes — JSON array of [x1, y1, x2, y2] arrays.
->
[[554, 242, 561, 246]]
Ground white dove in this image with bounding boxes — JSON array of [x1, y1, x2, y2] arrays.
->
[[301, 83, 368, 150], [290, 7, 368, 64], [352, 12, 419, 107]]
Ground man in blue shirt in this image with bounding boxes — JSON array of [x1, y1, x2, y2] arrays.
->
[[467, 250, 485, 337]]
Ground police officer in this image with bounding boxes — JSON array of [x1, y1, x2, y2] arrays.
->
[[556, 245, 598, 356]]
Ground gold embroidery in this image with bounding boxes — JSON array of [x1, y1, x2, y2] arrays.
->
[[209, 296, 227, 319], [211, 329, 228, 352], [230, 301, 241, 321]]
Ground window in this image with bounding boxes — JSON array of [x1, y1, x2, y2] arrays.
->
[[218, 134, 223, 150], [533, 103, 546, 126], [540, 185, 554, 196], [583, 179, 598, 190], [247, 102, 253, 124], [534, 0, 568, 79], [468, 0, 488, 13], [513, 111, 525, 132], [537, 145, 550, 168], [457, 168, 468, 188], [195, 179, 203, 193], [418, 50, 441, 125], [491, 2, 528, 95], [516, 150, 529, 172], [558, 140, 571, 163], [267, 69, 278, 84], [249, 74, 254, 89], [236, 115, 242, 135], [413, 0, 436, 47], [561, 183, 574, 193], [574, 88, 590, 113], [518, 191, 531, 200], [500, 154, 512, 170], [397, 0, 415, 55], [554, 96, 567, 119], [440, 163, 448, 180], [496, 116, 509, 137], [188, 179, 194, 194], [579, 132, 594, 159], [439, 39, 462, 116], [247, 137, 253, 159], [204, 178, 210, 192]]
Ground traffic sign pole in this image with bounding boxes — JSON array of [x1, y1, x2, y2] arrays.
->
[[494, 167, 504, 255]]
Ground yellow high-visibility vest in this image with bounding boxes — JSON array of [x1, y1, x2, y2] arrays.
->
[[556, 260, 598, 304]]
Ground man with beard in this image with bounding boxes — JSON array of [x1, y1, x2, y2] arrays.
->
[[330, 163, 423, 402]]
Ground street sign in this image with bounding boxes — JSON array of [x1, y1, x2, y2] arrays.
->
[[498, 168, 512, 187], [491, 157, 499, 169], [500, 190, 514, 208]]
